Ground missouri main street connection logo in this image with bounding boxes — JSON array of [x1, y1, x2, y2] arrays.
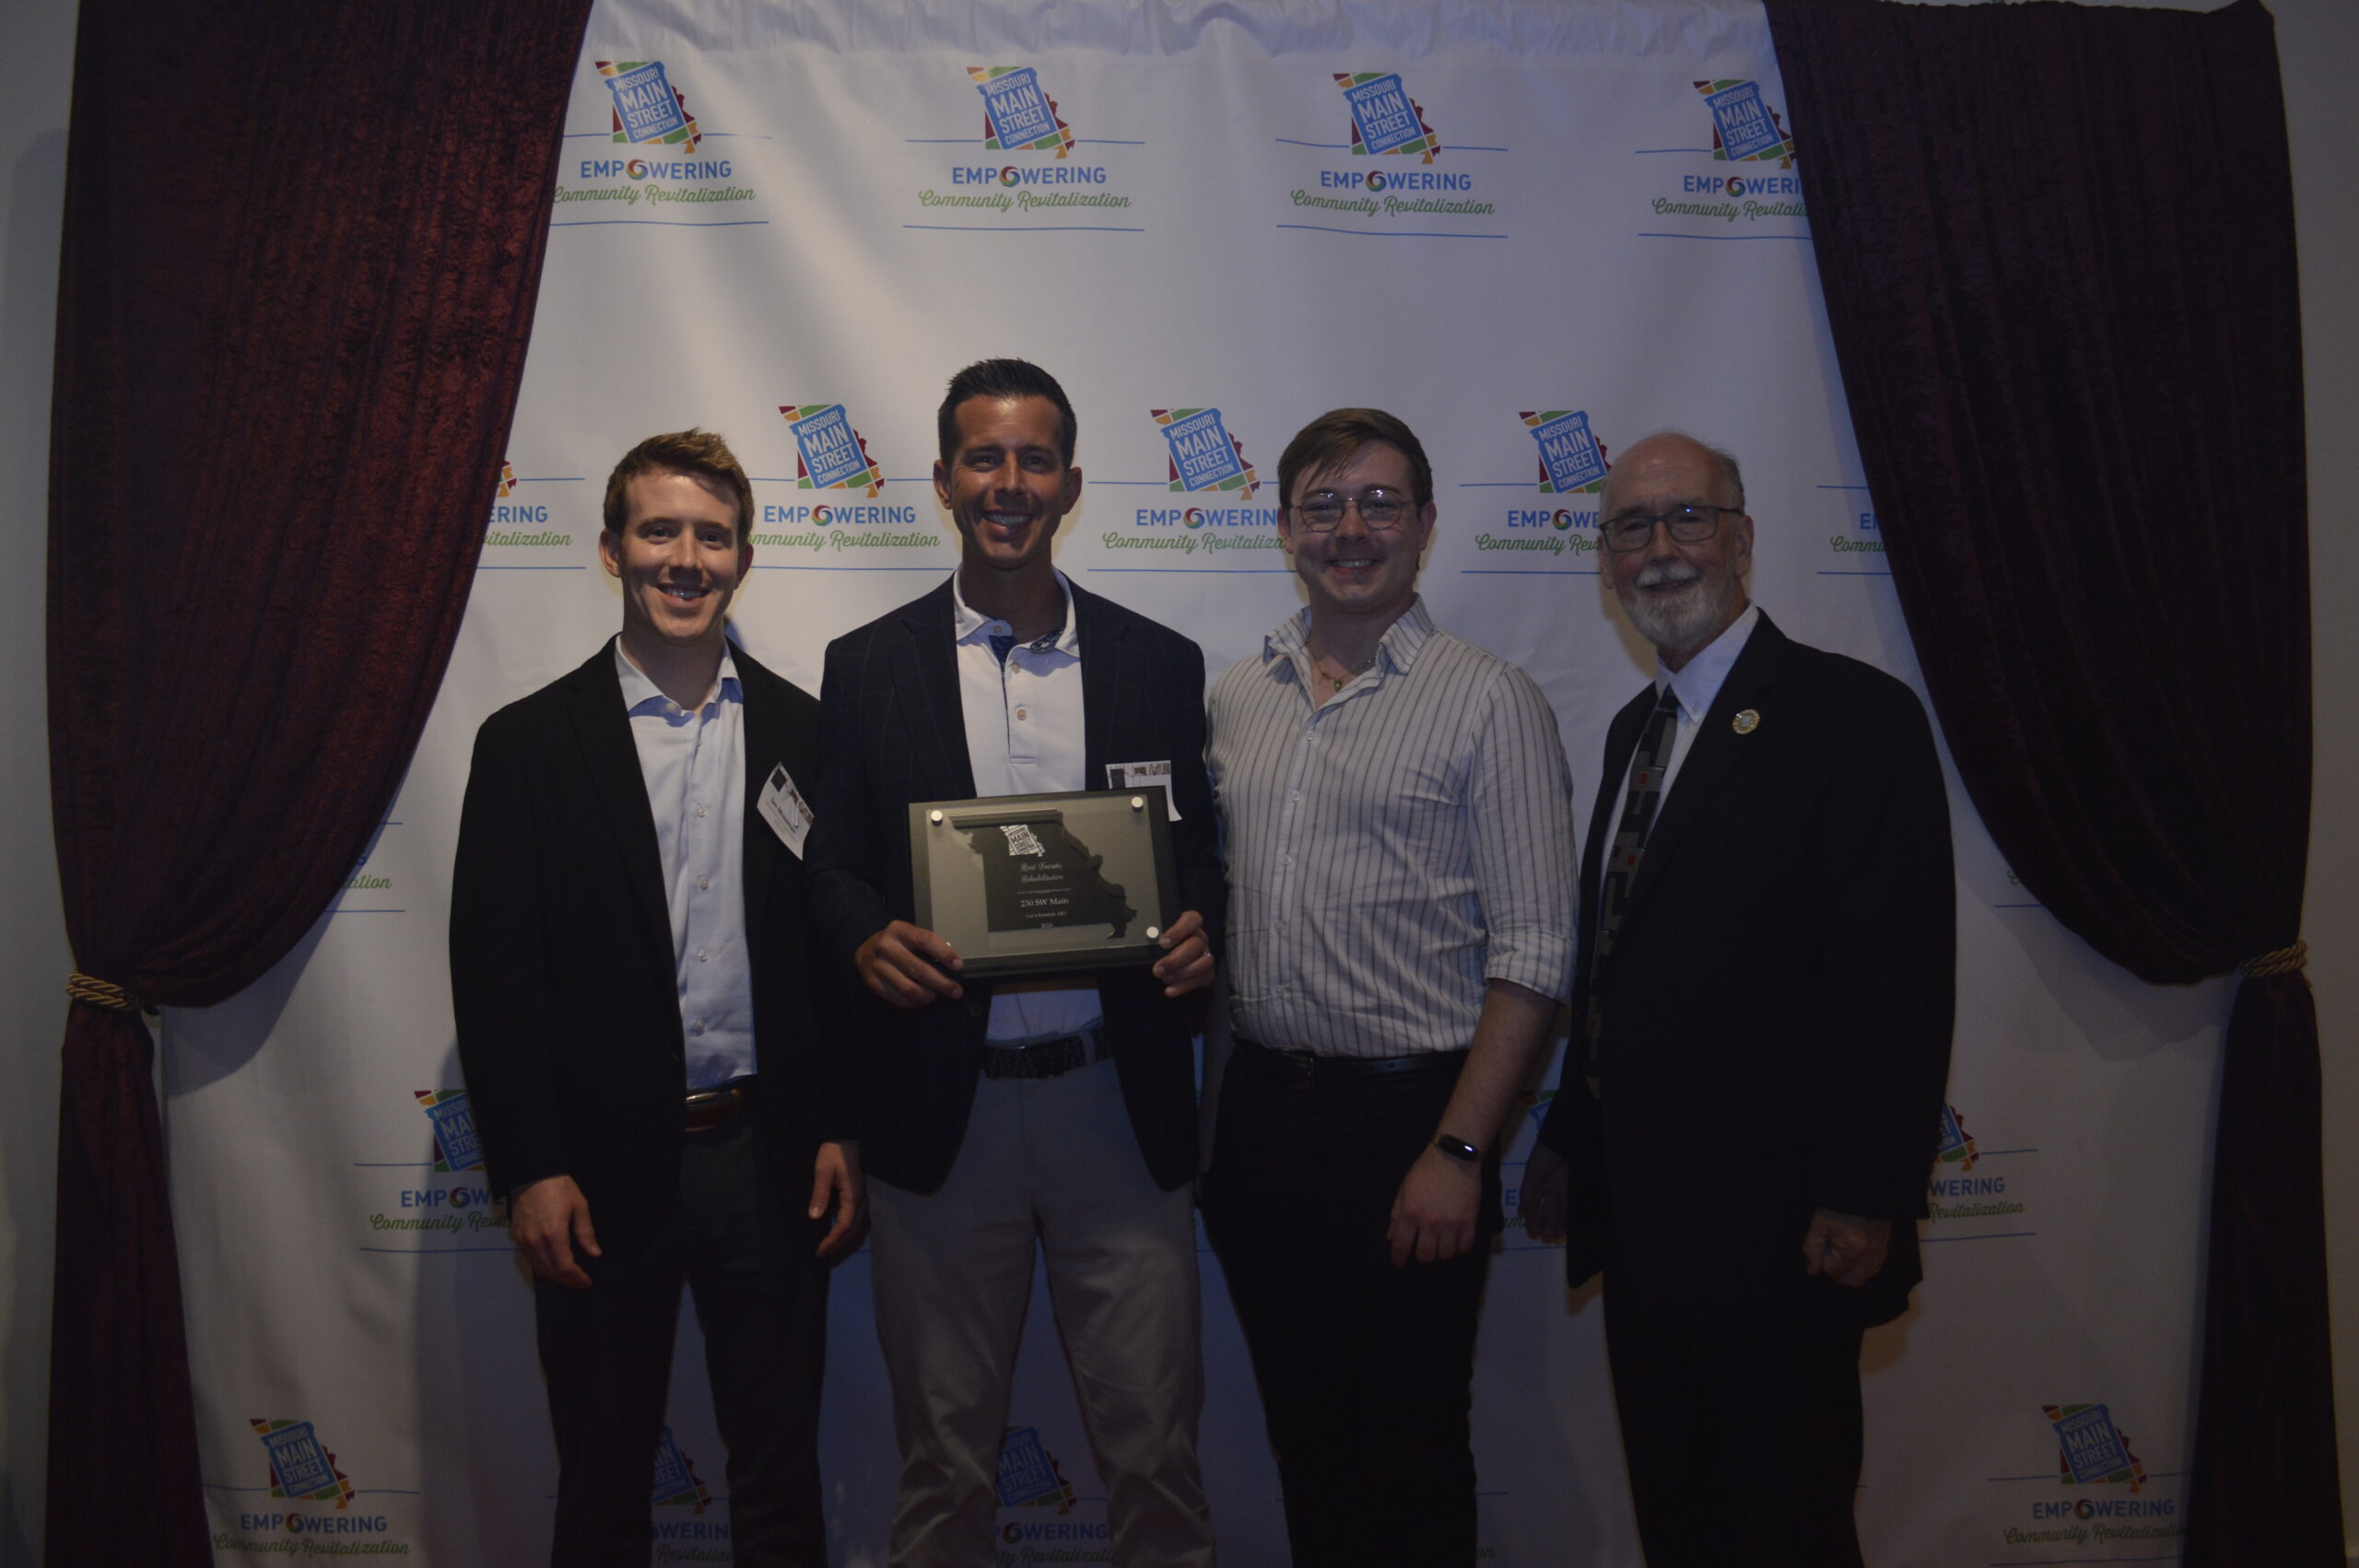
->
[[1155, 408, 1261, 499], [1525, 410, 1611, 495], [970, 66, 1075, 157], [1335, 72, 1439, 162], [602, 60, 703, 152], [996, 1425, 1078, 1514], [1695, 78, 1794, 168], [1936, 1103, 1979, 1172], [251, 1419, 355, 1509], [652, 1426, 713, 1515], [415, 1089, 483, 1173], [2045, 1403, 2147, 1491], [780, 404, 886, 497]]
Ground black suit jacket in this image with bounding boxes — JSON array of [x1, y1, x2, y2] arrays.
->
[[1536, 613, 1954, 1336], [450, 638, 846, 1260], [805, 578, 1224, 1196]]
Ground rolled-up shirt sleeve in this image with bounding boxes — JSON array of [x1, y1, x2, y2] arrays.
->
[[1467, 663, 1579, 1003]]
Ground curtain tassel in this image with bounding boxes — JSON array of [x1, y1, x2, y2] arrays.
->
[[2237, 940, 2306, 979], [66, 971, 145, 1012]]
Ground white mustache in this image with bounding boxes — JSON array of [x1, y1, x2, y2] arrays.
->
[[1634, 561, 1701, 591]]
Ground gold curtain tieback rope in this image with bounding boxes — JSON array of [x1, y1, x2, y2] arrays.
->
[[65, 971, 143, 1012], [2237, 940, 2306, 979]]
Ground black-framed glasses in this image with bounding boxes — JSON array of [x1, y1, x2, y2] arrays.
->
[[1292, 488, 1413, 532], [1599, 503, 1740, 553]]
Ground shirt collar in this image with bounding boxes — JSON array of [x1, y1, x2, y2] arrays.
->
[[616, 638, 742, 718], [1262, 595, 1439, 679], [952, 567, 1079, 656], [1656, 603, 1760, 722]]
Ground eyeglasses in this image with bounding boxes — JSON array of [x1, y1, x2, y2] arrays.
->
[[1599, 503, 1741, 553], [1291, 488, 1413, 532]]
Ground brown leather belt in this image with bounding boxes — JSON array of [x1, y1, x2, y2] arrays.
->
[[684, 1078, 756, 1132]]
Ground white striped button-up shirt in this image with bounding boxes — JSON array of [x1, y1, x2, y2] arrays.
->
[[1207, 597, 1579, 1058]]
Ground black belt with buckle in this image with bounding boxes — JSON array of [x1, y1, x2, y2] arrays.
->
[[1233, 1036, 1468, 1090], [684, 1077, 757, 1132], [981, 1024, 1109, 1081]]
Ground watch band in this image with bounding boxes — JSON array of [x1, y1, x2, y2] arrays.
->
[[1433, 1133, 1481, 1164]]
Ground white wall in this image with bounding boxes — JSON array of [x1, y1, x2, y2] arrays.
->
[[2276, 0, 2359, 1553], [0, 0, 76, 1561], [0, 1, 2348, 1560]]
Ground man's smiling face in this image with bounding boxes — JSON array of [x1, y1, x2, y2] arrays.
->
[[599, 467, 751, 654], [934, 393, 1081, 582], [1278, 439, 1435, 629]]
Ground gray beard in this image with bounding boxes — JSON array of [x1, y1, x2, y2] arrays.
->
[[1616, 565, 1741, 661]]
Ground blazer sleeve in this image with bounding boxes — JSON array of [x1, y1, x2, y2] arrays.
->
[[1803, 677, 1956, 1219], [804, 634, 898, 972], [449, 710, 568, 1197], [1162, 636, 1226, 957]]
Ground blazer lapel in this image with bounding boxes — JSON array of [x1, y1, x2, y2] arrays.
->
[[1623, 613, 1789, 925], [736, 651, 785, 947], [564, 644, 676, 1007], [1074, 582, 1124, 790], [892, 579, 976, 799]]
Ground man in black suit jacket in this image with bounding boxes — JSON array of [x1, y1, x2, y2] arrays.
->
[[452, 429, 863, 1567], [805, 360, 1221, 1568], [1522, 431, 1954, 1568]]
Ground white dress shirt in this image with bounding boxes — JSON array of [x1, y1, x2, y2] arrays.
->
[[951, 568, 1101, 1042], [1602, 603, 1763, 841], [616, 641, 755, 1089], [1207, 597, 1579, 1058]]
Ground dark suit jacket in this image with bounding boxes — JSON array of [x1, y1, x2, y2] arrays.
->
[[449, 638, 846, 1261], [1536, 612, 1954, 1337], [805, 578, 1224, 1197]]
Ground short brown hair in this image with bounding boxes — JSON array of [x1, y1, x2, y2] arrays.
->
[[1275, 408, 1434, 510], [602, 428, 755, 543], [936, 358, 1078, 468]]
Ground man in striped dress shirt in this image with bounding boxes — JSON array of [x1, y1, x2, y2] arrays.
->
[[1201, 407, 1579, 1567]]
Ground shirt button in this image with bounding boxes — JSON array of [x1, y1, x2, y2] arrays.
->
[[666, 703, 681, 716], [1290, 790, 1303, 802], [697, 950, 708, 962], [695, 806, 708, 818], [698, 877, 710, 890], [692, 1021, 705, 1035], [1015, 707, 1027, 720]]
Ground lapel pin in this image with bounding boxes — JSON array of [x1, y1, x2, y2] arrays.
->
[[1732, 708, 1760, 735]]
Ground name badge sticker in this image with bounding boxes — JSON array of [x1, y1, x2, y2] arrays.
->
[[1107, 759, 1180, 821], [759, 763, 814, 857]]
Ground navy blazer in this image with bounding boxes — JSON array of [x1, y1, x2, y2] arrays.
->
[[450, 638, 846, 1260], [1537, 612, 1955, 1336], [805, 577, 1224, 1196]]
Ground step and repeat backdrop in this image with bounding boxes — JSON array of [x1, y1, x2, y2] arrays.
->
[[160, 3, 2228, 1563]]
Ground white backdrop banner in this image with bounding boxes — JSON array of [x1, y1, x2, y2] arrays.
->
[[164, 3, 2224, 1563]]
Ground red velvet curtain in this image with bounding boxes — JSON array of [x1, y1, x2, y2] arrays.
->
[[45, 2, 592, 1560], [1762, 1, 2333, 1561]]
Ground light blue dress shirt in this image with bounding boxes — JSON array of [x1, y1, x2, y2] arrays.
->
[[616, 642, 757, 1089]]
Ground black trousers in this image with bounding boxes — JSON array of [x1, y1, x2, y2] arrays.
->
[[1603, 1288, 1866, 1568], [535, 1118, 829, 1568], [1203, 1044, 1496, 1568]]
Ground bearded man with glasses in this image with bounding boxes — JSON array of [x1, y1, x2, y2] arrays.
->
[[1520, 430, 1956, 1567], [1200, 407, 1578, 1567]]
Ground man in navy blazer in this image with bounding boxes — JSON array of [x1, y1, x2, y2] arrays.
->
[[452, 429, 863, 1566], [1522, 431, 1954, 1568], [806, 359, 1221, 1568]]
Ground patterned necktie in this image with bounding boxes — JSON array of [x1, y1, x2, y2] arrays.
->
[[1584, 683, 1683, 1094]]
